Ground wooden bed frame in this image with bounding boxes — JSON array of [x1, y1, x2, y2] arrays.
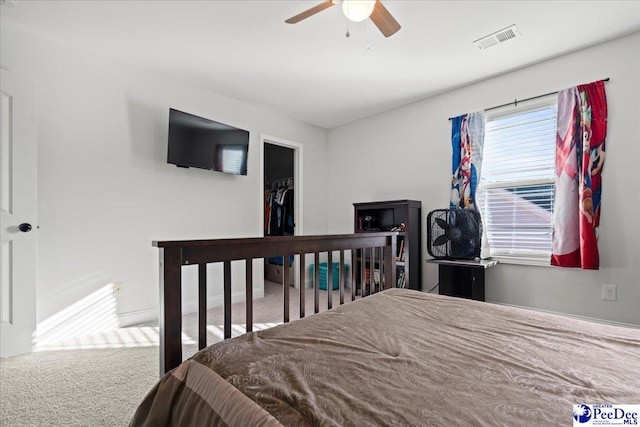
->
[[138, 233, 640, 426], [153, 232, 399, 375]]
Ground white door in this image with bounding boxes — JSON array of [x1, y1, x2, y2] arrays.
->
[[0, 69, 38, 357]]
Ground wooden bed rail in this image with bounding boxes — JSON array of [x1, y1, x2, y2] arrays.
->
[[153, 233, 398, 375]]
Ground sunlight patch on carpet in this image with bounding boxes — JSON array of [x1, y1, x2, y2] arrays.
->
[[34, 323, 282, 351]]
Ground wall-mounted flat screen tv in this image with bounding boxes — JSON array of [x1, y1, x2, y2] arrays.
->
[[167, 108, 249, 176]]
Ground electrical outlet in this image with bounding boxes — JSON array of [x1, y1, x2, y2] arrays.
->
[[602, 284, 616, 301], [113, 282, 123, 296]]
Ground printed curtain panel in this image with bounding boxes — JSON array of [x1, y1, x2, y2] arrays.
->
[[551, 80, 607, 269], [450, 112, 484, 210]]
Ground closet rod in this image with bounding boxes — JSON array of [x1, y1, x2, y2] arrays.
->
[[266, 177, 294, 189], [447, 77, 610, 120]]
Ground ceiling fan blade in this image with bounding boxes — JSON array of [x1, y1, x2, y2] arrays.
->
[[435, 217, 451, 231], [285, 0, 336, 24], [369, 1, 401, 37], [433, 234, 450, 246]]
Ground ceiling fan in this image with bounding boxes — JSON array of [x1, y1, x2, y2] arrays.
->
[[285, 0, 401, 38]]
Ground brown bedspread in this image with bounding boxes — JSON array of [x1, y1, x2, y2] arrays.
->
[[131, 289, 640, 426]]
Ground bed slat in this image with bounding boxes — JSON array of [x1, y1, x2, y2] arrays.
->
[[198, 264, 207, 350], [283, 256, 290, 323], [299, 254, 306, 319], [370, 248, 376, 295], [327, 251, 333, 310], [223, 261, 231, 339], [314, 252, 320, 314], [245, 258, 253, 333], [351, 250, 356, 302], [384, 241, 395, 290], [359, 249, 365, 298], [339, 250, 345, 305]]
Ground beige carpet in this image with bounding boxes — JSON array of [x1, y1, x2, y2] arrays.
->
[[0, 281, 352, 426], [0, 346, 158, 426]]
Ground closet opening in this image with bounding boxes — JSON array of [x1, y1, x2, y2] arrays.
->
[[262, 139, 300, 288]]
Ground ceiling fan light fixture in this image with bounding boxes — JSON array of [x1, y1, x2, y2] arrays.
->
[[285, 0, 400, 38], [342, 0, 376, 22]]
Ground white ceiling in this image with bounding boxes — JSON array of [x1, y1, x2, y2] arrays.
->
[[3, 1, 640, 128]]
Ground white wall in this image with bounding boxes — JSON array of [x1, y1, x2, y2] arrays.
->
[[1, 21, 329, 329], [328, 33, 640, 326]]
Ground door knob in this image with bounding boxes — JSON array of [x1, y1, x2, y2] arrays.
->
[[19, 223, 32, 232]]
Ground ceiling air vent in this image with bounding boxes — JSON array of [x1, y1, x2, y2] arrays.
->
[[473, 25, 520, 50]]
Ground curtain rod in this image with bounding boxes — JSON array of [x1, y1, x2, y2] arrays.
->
[[448, 77, 610, 120]]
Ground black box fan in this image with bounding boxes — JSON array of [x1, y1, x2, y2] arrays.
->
[[427, 209, 482, 260]]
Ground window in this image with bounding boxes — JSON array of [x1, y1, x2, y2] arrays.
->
[[477, 101, 557, 264]]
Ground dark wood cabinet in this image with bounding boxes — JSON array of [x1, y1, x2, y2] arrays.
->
[[426, 259, 498, 301], [353, 200, 422, 291]]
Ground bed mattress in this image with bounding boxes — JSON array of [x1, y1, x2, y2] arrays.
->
[[131, 289, 640, 426]]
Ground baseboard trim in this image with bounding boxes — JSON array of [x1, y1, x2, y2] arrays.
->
[[490, 301, 640, 329], [117, 289, 266, 327], [118, 308, 156, 327]]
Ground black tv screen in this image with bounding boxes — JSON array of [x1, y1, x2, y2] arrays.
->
[[167, 109, 249, 175]]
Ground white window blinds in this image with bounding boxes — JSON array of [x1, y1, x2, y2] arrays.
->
[[478, 104, 557, 262]]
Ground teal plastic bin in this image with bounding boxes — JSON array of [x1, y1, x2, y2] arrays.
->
[[309, 262, 347, 290]]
